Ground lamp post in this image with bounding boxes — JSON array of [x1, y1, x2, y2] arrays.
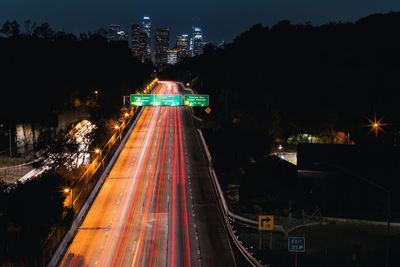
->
[[314, 162, 391, 267], [115, 125, 121, 140], [95, 148, 103, 168], [94, 90, 99, 101], [64, 188, 73, 210]]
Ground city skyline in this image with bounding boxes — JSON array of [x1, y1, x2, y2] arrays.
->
[[2, 2, 400, 266], [2, 0, 400, 44], [125, 16, 207, 64]]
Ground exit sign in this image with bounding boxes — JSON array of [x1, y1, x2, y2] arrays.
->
[[288, 237, 305, 252], [184, 95, 209, 106], [130, 94, 154, 106]]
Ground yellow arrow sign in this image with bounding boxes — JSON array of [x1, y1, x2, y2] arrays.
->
[[258, 215, 274, 231]]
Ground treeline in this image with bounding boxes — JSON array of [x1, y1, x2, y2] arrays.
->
[[0, 20, 153, 265], [162, 12, 400, 212], [0, 20, 153, 126], [167, 11, 400, 144]]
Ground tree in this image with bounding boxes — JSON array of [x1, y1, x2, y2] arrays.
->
[[33, 22, 54, 39], [0, 20, 20, 37], [23, 20, 36, 35]]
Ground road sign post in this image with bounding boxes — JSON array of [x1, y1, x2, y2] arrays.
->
[[288, 237, 305, 267], [288, 237, 305, 252], [270, 230, 273, 250], [258, 215, 274, 231], [258, 215, 274, 251]]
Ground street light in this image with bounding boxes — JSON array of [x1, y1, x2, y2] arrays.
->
[[314, 162, 391, 267], [94, 148, 103, 168], [115, 125, 121, 140], [365, 113, 389, 138], [64, 188, 73, 209]]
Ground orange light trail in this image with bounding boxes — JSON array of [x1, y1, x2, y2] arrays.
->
[[60, 81, 193, 267]]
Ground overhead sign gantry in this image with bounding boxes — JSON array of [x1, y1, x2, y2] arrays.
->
[[130, 94, 209, 107]]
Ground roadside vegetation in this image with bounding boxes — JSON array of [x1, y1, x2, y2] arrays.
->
[[163, 11, 400, 215], [0, 20, 153, 265]]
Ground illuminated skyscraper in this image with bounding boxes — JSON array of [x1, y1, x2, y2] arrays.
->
[[176, 34, 189, 61], [166, 49, 178, 65], [109, 25, 120, 40], [155, 28, 170, 65], [109, 24, 128, 42], [191, 26, 204, 56], [142, 16, 151, 37], [131, 24, 149, 61], [142, 16, 151, 58]]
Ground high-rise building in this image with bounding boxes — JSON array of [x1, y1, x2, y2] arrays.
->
[[155, 28, 170, 65], [166, 49, 178, 65], [191, 26, 204, 56], [131, 24, 149, 61], [109, 24, 128, 43], [109, 25, 121, 41], [142, 16, 151, 58], [176, 34, 189, 61], [131, 24, 140, 50], [142, 16, 151, 38]]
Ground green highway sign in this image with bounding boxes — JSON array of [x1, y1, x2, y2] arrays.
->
[[288, 237, 305, 252], [154, 94, 182, 106], [184, 95, 209, 106], [130, 94, 154, 106], [130, 94, 205, 106]]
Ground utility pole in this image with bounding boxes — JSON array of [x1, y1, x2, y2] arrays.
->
[[9, 129, 12, 158], [385, 191, 391, 267]]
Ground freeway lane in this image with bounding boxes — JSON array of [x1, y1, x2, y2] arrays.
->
[[59, 81, 235, 267]]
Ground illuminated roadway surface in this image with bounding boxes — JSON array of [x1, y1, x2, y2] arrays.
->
[[59, 81, 236, 267]]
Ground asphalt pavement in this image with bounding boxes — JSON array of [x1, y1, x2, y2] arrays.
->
[[59, 81, 236, 267]]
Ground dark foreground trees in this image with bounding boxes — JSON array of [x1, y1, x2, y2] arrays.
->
[[0, 170, 73, 265], [0, 21, 153, 265], [162, 12, 400, 218], [0, 21, 153, 127]]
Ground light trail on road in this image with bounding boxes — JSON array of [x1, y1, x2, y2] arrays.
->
[[60, 81, 193, 267]]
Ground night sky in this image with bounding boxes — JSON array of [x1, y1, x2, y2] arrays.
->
[[1, 0, 400, 44]]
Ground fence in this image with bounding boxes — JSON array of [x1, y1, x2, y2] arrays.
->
[[0, 158, 40, 184]]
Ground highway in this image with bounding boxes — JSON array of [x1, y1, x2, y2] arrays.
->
[[59, 81, 236, 267]]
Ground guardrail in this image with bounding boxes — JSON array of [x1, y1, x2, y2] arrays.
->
[[196, 128, 265, 267]]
